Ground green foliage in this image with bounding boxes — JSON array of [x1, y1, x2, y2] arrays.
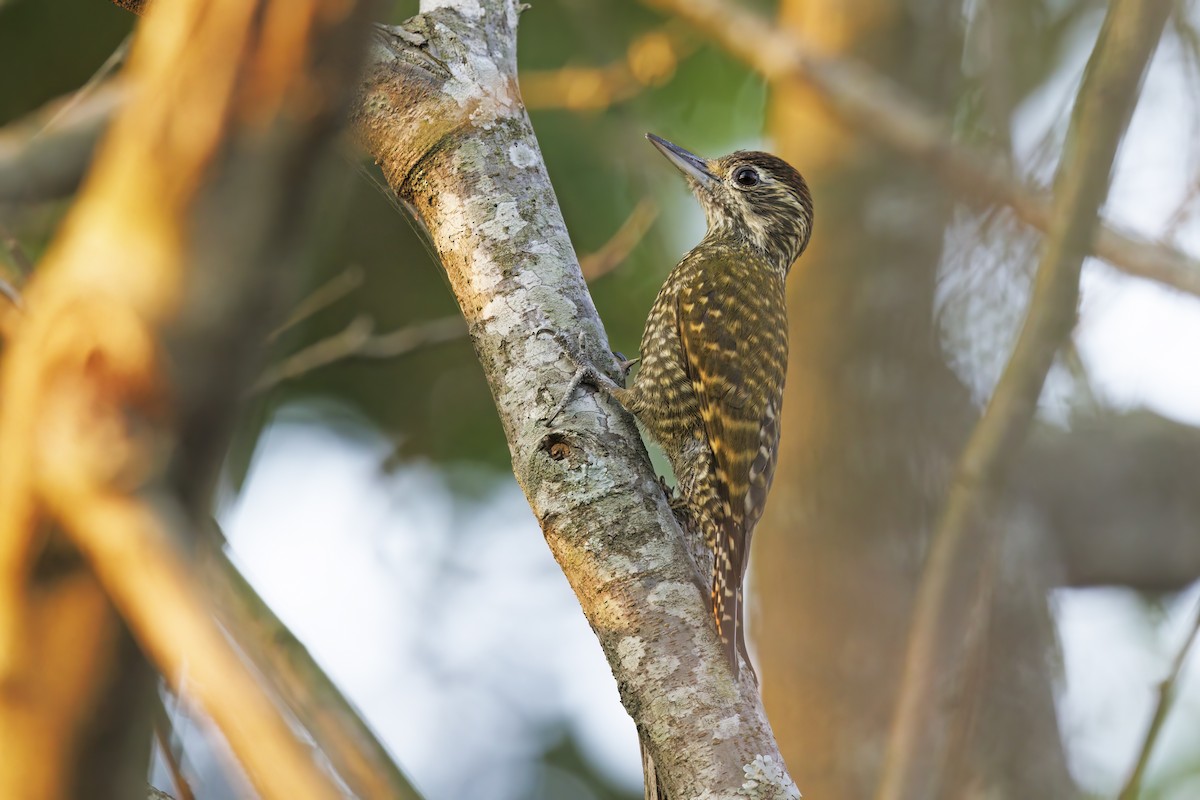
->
[[0, 0, 131, 124]]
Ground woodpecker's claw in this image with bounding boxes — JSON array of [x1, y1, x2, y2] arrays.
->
[[613, 351, 640, 382], [546, 364, 611, 424], [540, 327, 624, 425]]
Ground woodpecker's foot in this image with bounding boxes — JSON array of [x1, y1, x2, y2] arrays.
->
[[545, 363, 613, 424], [613, 351, 640, 383], [656, 475, 684, 506], [540, 327, 623, 424]]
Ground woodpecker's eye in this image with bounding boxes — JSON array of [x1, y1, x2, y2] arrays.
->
[[733, 167, 760, 187]]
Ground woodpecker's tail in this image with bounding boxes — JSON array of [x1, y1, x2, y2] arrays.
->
[[711, 511, 744, 678]]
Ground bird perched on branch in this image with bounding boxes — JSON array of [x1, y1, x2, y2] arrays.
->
[[550, 134, 813, 679]]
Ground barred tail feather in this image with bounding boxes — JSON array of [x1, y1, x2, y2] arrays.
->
[[712, 513, 744, 678]]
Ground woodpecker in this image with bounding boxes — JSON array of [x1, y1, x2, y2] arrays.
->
[[551, 134, 813, 678]]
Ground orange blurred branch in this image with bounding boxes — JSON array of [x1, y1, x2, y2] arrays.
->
[[0, 0, 377, 795], [521, 25, 696, 111], [579, 198, 658, 281], [45, 490, 334, 799]]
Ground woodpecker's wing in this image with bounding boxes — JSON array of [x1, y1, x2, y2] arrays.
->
[[675, 257, 787, 668], [675, 262, 788, 552]]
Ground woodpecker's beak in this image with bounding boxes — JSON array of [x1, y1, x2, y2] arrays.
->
[[646, 133, 716, 188]]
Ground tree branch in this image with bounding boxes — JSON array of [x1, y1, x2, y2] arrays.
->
[[254, 200, 655, 391], [44, 492, 339, 799], [268, 266, 365, 342], [639, 0, 1200, 302], [199, 529, 425, 800], [252, 314, 467, 392], [877, 2, 1172, 798], [0, 80, 124, 205], [1118, 596, 1200, 800], [1013, 411, 1200, 592], [351, 2, 797, 796], [151, 698, 196, 800], [0, 222, 33, 278], [0, 0, 378, 796], [579, 198, 658, 281], [520, 25, 696, 111]]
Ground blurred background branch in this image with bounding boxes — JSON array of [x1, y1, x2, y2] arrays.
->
[[1119, 596, 1200, 799], [879, 1, 1172, 796], [44, 492, 341, 799], [0, 0, 390, 796], [254, 314, 465, 395], [1014, 412, 1200, 592], [254, 197, 658, 393], [0, 80, 123, 205], [521, 24, 697, 112], [200, 525, 424, 800]]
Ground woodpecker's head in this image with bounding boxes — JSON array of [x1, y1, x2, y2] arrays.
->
[[647, 133, 813, 272]]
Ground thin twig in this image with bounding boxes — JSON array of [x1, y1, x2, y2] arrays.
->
[[0, 81, 126, 205], [579, 198, 659, 281], [355, 313, 468, 358], [639, 0, 1200, 301], [0, 225, 28, 312], [255, 199, 651, 390], [0, 223, 32, 278], [875, 1, 1173, 798], [152, 698, 196, 800], [1161, 170, 1200, 242], [268, 266, 365, 342], [33, 37, 130, 145], [253, 314, 467, 392], [254, 313, 374, 391], [1118, 597, 1200, 800], [0, 279, 20, 312]]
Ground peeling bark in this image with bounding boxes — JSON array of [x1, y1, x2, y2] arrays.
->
[[353, 2, 796, 797]]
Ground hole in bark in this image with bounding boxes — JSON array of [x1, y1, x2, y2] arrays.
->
[[542, 432, 571, 461]]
